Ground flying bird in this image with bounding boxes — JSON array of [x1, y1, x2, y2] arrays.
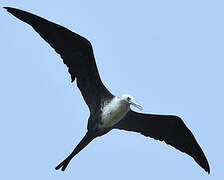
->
[[4, 7, 210, 173]]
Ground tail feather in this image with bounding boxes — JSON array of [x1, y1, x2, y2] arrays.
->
[[55, 131, 96, 171]]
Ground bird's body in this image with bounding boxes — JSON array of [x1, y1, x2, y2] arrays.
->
[[100, 96, 131, 130], [5, 7, 210, 174]]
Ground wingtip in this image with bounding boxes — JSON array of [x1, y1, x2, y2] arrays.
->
[[3, 7, 19, 14], [3, 7, 13, 11], [199, 155, 210, 174], [3, 7, 8, 10], [203, 160, 210, 174], [207, 166, 210, 174], [205, 156, 210, 174]]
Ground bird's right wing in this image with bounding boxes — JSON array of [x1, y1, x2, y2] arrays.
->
[[114, 110, 210, 173], [5, 7, 113, 113]]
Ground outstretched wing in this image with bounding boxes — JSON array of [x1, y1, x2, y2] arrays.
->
[[115, 110, 210, 173], [5, 7, 113, 113]]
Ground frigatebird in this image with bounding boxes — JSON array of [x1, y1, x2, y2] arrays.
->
[[4, 7, 210, 173]]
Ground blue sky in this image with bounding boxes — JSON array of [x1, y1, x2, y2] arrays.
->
[[1, 0, 223, 179]]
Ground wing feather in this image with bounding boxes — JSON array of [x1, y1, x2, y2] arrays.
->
[[115, 110, 210, 173], [5, 7, 113, 112]]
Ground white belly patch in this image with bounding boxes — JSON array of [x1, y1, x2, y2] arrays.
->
[[99, 97, 129, 130]]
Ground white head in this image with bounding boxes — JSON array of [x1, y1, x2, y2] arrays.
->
[[120, 94, 143, 110]]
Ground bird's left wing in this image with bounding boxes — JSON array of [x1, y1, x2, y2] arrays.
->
[[114, 110, 210, 173], [5, 7, 113, 113]]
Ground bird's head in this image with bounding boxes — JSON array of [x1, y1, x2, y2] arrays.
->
[[120, 94, 143, 111]]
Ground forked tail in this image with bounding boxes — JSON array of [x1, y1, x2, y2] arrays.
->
[[55, 131, 96, 171]]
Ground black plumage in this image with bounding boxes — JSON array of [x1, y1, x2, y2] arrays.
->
[[5, 7, 210, 174], [115, 111, 210, 173]]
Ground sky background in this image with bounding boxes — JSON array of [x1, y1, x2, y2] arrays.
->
[[1, 0, 223, 179]]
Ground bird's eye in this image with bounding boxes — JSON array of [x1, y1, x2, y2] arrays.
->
[[127, 97, 131, 101]]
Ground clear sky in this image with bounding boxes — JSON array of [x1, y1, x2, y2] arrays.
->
[[1, 0, 223, 179]]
